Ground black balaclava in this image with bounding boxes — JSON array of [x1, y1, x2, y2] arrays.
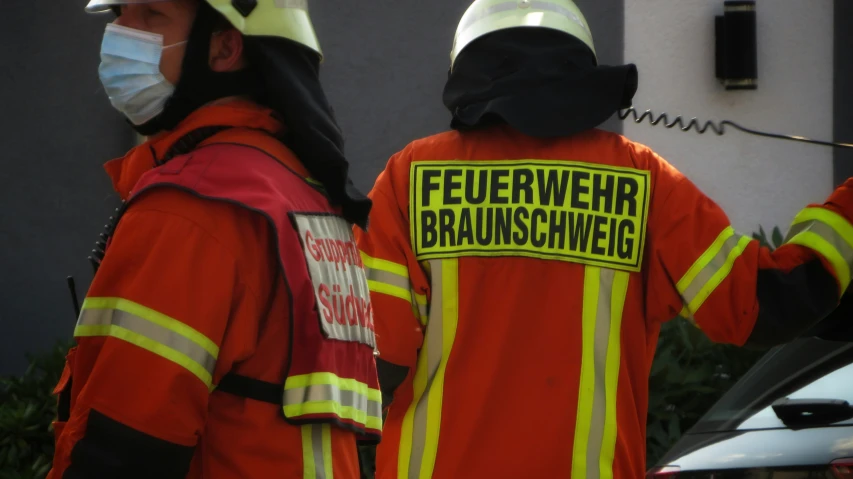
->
[[444, 28, 639, 138], [243, 36, 372, 229], [128, 3, 371, 228]]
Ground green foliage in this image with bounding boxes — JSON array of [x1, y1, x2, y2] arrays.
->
[[645, 224, 781, 466], [753, 225, 786, 250], [0, 342, 70, 479], [645, 318, 764, 465]]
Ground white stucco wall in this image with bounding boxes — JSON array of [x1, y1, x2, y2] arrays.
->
[[623, 1, 833, 237]]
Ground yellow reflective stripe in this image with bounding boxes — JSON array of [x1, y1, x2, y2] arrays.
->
[[398, 335, 428, 479], [284, 401, 383, 431], [786, 207, 853, 292], [572, 266, 599, 478], [321, 425, 333, 479], [572, 267, 630, 479], [301, 424, 332, 479], [413, 292, 429, 326], [285, 372, 382, 403], [74, 297, 219, 388], [600, 271, 629, 478], [398, 259, 459, 479], [81, 297, 219, 357], [75, 324, 214, 388], [421, 259, 458, 478], [368, 279, 412, 303], [676, 228, 752, 316], [788, 231, 852, 292], [361, 251, 409, 277], [302, 426, 316, 479], [687, 236, 752, 314], [676, 227, 734, 293], [790, 207, 853, 246]]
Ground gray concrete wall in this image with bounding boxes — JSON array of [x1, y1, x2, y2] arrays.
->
[[835, 0, 853, 186], [312, 0, 625, 192], [0, 0, 624, 373], [0, 3, 132, 373]]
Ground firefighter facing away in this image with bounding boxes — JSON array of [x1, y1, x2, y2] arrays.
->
[[354, 0, 853, 477], [49, 0, 381, 477]]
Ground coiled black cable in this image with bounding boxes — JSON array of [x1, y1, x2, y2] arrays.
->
[[618, 107, 853, 149]]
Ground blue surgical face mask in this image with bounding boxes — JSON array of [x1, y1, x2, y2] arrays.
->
[[97, 23, 187, 126]]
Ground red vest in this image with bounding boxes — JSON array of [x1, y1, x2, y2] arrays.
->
[[123, 129, 382, 439]]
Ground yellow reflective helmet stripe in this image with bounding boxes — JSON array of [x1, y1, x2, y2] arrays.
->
[[785, 207, 853, 293], [74, 297, 219, 388], [301, 424, 334, 479], [206, 0, 322, 59], [86, 0, 323, 60], [398, 259, 459, 479], [451, 0, 596, 69], [676, 227, 752, 317], [571, 266, 629, 478]]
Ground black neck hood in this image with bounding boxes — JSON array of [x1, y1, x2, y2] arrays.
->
[[443, 28, 638, 138]]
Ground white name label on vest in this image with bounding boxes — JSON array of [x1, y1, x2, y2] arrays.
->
[[293, 213, 377, 349]]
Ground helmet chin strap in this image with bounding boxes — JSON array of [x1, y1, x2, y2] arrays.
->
[[130, 3, 259, 136]]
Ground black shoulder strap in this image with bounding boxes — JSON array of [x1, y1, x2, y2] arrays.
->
[[216, 373, 283, 405], [156, 125, 234, 165]]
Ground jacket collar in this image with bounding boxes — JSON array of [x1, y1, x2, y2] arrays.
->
[[104, 100, 283, 200]]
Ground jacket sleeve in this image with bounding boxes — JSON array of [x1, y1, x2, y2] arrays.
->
[[353, 147, 429, 408], [643, 146, 853, 348], [49, 200, 263, 478]]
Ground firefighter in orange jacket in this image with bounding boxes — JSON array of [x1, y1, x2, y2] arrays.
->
[[49, 1, 380, 478], [353, 0, 853, 477]]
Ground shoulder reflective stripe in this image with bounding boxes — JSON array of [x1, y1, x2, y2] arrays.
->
[[788, 207, 853, 245], [677, 229, 752, 315], [301, 424, 333, 479], [361, 252, 409, 278], [367, 279, 412, 303], [398, 258, 459, 479], [788, 231, 852, 292], [362, 251, 430, 324], [785, 208, 853, 292], [572, 267, 630, 479], [74, 297, 219, 388]]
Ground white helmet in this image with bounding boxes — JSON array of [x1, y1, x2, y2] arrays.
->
[[450, 0, 596, 69], [84, 0, 323, 60]]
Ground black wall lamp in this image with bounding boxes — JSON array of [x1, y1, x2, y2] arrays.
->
[[716, 1, 758, 90]]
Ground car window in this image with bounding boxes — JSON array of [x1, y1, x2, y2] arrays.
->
[[689, 339, 853, 433], [736, 361, 853, 429]]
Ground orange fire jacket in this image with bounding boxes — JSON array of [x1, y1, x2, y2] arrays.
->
[[49, 101, 364, 479], [354, 124, 853, 478]]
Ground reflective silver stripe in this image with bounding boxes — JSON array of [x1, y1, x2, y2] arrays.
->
[[585, 268, 615, 478], [408, 259, 446, 479], [366, 264, 429, 325], [787, 221, 853, 263], [284, 385, 382, 421], [77, 308, 216, 376], [573, 267, 629, 479], [367, 269, 409, 290], [679, 233, 742, 308], [458, 0, 589, 36], [302, 424, 332, 479]]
